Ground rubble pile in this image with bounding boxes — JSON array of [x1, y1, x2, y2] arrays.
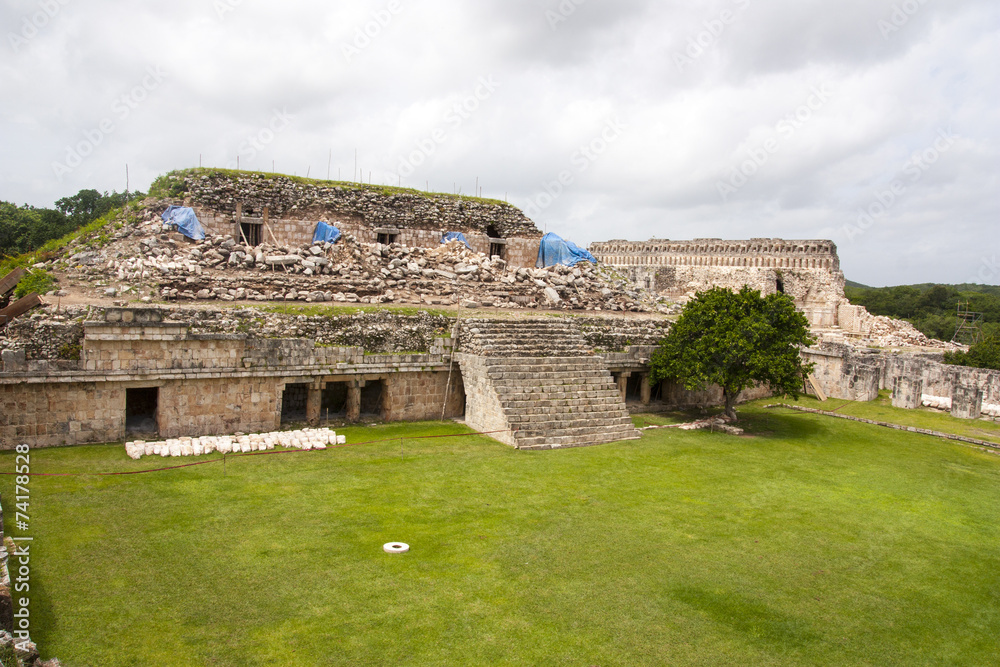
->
[[50, 208, 666, 312], [863, 314, 959, 349]]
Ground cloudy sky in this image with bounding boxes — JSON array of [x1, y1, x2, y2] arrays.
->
[[1, 0, 997, 286]]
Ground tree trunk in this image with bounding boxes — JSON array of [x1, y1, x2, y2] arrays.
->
[[723, 390, 738, 422]]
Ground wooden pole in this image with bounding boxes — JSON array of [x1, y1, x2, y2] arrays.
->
[[263, 206, 280, 246]]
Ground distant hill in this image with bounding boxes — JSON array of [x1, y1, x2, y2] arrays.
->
[[845, 280, 870, 290]]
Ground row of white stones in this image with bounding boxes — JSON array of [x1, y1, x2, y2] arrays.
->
[[125, 428, 346, 460], [920, 394, 1000, 417]]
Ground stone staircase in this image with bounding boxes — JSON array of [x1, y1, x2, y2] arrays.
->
[[456, 318, 640, 450]]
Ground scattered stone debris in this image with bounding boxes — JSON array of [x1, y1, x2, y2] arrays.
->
[[36, 206, 670, 313], [640, 417, 744, 435]]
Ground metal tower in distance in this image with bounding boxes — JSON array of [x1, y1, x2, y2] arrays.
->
[[951, 301, 983, 346]]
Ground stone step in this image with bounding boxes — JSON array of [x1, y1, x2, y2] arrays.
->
[[486, 366, 608, 377], [491, 373, 617, 388], [515, 429, 642, 449], [504, 404, 631, 417], [500, 394, 625, 407], [510, 417, 635, 430], [505, 406, 632, 420]]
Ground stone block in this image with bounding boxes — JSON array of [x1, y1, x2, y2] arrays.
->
[[892, 376, 923, 409], [951, 383, 983, 420]]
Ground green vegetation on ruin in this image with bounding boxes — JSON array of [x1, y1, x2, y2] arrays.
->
[[845, 282, 1000, 341], [149, 168, 516, 209], [6, 403, 998, 666], [0, 201, 142, 280]]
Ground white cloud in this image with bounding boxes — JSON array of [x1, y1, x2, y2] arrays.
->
[[0, 0, 997, 286]]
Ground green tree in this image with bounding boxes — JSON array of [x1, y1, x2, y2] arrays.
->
[[943, 335, 1000, 371], [651, 286, 816, 421], [56, 188, 140, 226]]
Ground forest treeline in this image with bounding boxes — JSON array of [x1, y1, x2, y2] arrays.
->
[[0, 189, 143, 258], [846, 282, 1000, 370], [845, 283, 1000, 342]]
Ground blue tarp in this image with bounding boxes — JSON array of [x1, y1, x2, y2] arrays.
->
[[441, 232, 472, 249], [536, 232, 596, 268], [312, 221, 342, 245], [161, 206, 205, 241]]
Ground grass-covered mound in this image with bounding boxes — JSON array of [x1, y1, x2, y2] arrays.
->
[[4, 406, 999, 665]]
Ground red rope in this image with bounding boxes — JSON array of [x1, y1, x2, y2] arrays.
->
[[0, 429, 516, 477]]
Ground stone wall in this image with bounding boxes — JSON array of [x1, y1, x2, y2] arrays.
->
[[158, 377, 282, 438], [383, 370, 465, 423], [804, 343, 882, 402], [454, 353, 516, 446], [162, 170, 543, 266], [0, 382, 125, 447], [590, 238, 845, 328]]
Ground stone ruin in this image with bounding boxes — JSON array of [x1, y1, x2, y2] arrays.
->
[[0, 168, 991, 453], [590, 238, 846, 328]]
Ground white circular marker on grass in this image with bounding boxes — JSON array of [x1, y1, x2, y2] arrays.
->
[[383, 542, 409, 554]]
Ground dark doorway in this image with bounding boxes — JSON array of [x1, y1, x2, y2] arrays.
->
[[361, 380, 384, 417], [776, 277, 785, 294], [321, 382, 348, 420], [486, 224, 506, 259], [626, 375, 643, 401], [281, 383, 310, 424], [240, 222, 263, 247], [376, 232, 398, 245], [126, 387, 158, 434]]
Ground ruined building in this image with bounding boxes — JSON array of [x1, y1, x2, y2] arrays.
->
[[174, 170, 544, 267], [590, 239, 846, 328]]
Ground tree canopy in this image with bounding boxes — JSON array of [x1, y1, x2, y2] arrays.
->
[[845, 283, 1000, 342], [942, 335, 1000, 371], [1, 188, 141, 258], [651, 286, 815, 421]]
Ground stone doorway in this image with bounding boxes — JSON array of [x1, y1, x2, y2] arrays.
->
[[281, 383, 310, 424], [126, 387, 159, 435], [321, 382, 349, 420], [360, 380, 384, 418]]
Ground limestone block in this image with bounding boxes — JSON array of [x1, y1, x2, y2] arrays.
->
[[892, 376, 923, 410], [951, 384, 983, 420]]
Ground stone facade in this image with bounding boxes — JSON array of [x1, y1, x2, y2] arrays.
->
[[162, 170, 544, 268], [0, 308, 465, 449], [803, 343, 882, 402], [590, 238, 846, 327]]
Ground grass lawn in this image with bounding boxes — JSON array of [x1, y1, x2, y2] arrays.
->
[[763, 391, 1000, 446], [4, 405, 999, 666]]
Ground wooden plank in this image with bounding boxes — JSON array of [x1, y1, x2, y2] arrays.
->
[[0, 268, 26, 296], [0, 293, 42, 329], [263, 206, 280, 246], [807, 374, 828, 402]]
